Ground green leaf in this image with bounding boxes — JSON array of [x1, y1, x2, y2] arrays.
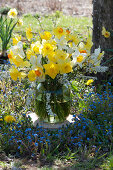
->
[[102, 56, 113, 65], [7, 21, 17, 44], [105, 48, 113, 52], [0, 16, 17, 51]]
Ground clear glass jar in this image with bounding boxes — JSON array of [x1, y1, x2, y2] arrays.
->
[[35, 82, 70, 123]]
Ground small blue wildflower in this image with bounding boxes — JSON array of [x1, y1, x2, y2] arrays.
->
[[108, 82, 111, 85], [35, 143, 38, 147], [17, 140, 22, 143], [25, 128, 31, 132], [101, 112, 104, 115], [27, 136, 31, 140], [87, 138, 90, 141], [34, 134, 38, 137]]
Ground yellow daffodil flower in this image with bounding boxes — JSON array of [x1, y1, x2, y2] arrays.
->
[[8, 51, 30, 68], [102, 27, 110, 38], [9, 66, 20, 81], [66, 29, 71, 35], [13, 55, 24, 67], [8, 8, 17, 18], [34, 67, 43, 77], [9, 66, 26, 81], [21, 61, 30, 68], [4, 115, 16, 123], [31, 41, 42, 54], [43, 62, 59, 79], [53, 27, 65, 39], [48, 51, 57, 63], [26, 26, 33, 41], [55, 50, 67, 60], [79, 50, 87, 54], [77, 55, 84, 63], [34, 67, 45, 82], [55, 50, 69, 64], [28, 70, 37, 81], [26, 49, 35, 60], [35, 67, 45, 81], [84, 36, 93, 51], [42, 42, 54, 57], [12, 35, 21, 45], [67, 34, 79, 47], [78, 42, 90, 56], [35, 69, 41, 77], [59, 62, 72, 74], [86, 79, 94, 86], [32, 45, 39, 54], [40, 31, 52, 40]]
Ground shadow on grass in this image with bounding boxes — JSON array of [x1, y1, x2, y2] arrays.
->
[[36, 149, 110, 170]]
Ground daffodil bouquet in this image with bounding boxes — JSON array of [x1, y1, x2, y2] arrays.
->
[[8, 26, 108, 122]]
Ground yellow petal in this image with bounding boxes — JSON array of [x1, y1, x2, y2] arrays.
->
[[26, 27, 33, 41], [9, 66, 19, 81], [28, 70, 36, 81], [59, 62, 72, 74], [43, 63, 59, 79], [20, 72, 27, 79], [86, 79, 94, 85]]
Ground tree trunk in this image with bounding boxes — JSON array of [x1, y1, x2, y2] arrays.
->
[[93, 0, 113, 51], [92, 0, 113, 81]]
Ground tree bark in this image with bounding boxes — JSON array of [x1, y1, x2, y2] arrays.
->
[[93, 0, 113, 51], [92, 0, 113, 80]]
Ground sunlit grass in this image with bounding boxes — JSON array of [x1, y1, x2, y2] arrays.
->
[[15, 13, 92, 34]]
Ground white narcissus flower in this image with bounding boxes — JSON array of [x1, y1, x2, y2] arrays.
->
[[8, 8, 17, 18], [72, 49, 87, 68], [29, 55, 45, 82], [64, 46, 74, 54], [55, 36, 67, 50], [30, 55, 42, 69], [10, 42, 25, 58], [31, 41, 42, 54], [90, 47, 104, 66], [90, 47, 101, 60]]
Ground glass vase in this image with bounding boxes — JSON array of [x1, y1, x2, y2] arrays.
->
[[35, 81, 70, 123]]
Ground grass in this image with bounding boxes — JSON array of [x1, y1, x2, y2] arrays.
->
[[15, 13, 92, 35], [0, 150, 112, 169]]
